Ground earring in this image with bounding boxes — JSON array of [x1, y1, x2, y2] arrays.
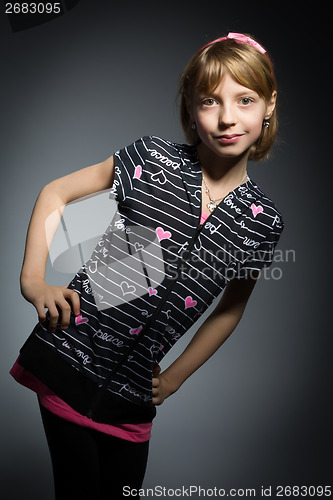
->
[[263, 119, 270, 128], [191, 122, 196, 130]]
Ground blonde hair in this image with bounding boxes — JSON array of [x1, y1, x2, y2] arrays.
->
[[178, 35, 277, 161]]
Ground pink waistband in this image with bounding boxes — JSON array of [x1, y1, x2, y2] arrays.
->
[[10, 358, 152, 443]]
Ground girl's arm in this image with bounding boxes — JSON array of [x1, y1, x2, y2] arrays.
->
[[152, 274, 258, 405], [21, 156, 115, 332]]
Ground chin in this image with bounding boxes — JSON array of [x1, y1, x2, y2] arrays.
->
[[215, 146, 251, 160]]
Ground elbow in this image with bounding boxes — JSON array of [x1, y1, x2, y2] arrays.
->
[[211, 302, 247, 331], [39, 179, 67, 208]]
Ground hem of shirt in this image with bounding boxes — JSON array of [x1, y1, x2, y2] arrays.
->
[[10, 358, 152, 443], [17, 331, 157, 424]]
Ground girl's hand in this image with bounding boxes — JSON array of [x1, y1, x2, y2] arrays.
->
[[152, 364, 176, 406], [21, 277, 81, 332]]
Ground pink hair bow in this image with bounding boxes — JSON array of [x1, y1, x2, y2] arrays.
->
[[200, 32, 267, 54]]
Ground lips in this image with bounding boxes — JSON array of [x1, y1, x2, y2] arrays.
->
[[220, 134, 242, 139], [216, 134, 244, 144]]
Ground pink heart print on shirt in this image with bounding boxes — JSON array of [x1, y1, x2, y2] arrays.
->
[[133, 165, 142, 179], [185, 296, 197, 309], [75, 315, 89, 326], [251, 203, 264, 218], [130, 326, 143, 335], [156, 227, 172, 242], [148, 287, 158, 296]]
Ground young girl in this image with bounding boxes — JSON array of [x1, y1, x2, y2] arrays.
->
[[11, 33, 283, 499]]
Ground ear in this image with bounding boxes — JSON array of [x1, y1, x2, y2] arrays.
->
[[265, 90, 277, 119]]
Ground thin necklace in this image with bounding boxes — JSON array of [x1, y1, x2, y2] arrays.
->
[[202, 171, 248, 213]]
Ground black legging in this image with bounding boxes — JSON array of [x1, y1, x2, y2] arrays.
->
[[39, 401, 150, 500]]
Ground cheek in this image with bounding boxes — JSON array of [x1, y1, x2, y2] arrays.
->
[[246, 116, 264, 140], [196, 121, 207, 138], [195, 112, 214, 136]]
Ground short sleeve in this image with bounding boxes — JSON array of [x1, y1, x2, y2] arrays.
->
[[110, 137, 148, 203], [234, 221, 284, 279]]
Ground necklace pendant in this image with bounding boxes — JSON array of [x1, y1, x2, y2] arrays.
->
[[206, 201, 217, 213]]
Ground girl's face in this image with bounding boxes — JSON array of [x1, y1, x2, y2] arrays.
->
[[190, 72, 276, 163]]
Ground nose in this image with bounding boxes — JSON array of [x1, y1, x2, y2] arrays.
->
[[218, 103, 236, 127]]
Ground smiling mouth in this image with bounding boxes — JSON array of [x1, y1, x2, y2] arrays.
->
[[218, 134, 244, 138], [215, 134, 244, 144]]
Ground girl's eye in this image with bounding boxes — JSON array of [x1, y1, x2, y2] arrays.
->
[[202, 98, 217, 106], [239, 97, 254, 106]]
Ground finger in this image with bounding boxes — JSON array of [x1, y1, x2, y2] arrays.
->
[[35, 301, 47, 324], [152, 377, 159, 388], [46, 302, 59, 332], [152, 395, 163, 406], [152, 386, 158, 396], [152, 391, 159, 403], [56, 299, 72, 330], [63, 288, 81, 316]]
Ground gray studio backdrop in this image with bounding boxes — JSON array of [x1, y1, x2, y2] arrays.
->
[[1, 1, 331, 498]]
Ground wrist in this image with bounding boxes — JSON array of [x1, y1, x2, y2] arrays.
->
[[20, 269, 45, 289], [161, 369, 184, 395]]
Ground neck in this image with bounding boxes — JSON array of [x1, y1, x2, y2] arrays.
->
[[197, 143, 249, 182], [197, 144, 249, 208]]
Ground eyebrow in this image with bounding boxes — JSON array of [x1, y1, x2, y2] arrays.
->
[[234, 90, 259, 98], [197, 87, 259, 98]]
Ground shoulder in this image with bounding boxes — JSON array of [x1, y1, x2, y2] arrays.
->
[[117, 136, 199, 174], [120, 135, 194, 161], [139, 136, 195, 163]]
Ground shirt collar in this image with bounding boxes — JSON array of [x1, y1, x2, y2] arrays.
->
[[215, 177, 263, 220], [179, 144, 264, 220]]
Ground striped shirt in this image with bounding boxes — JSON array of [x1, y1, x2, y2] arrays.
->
[[17, 136, 284, 425]]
